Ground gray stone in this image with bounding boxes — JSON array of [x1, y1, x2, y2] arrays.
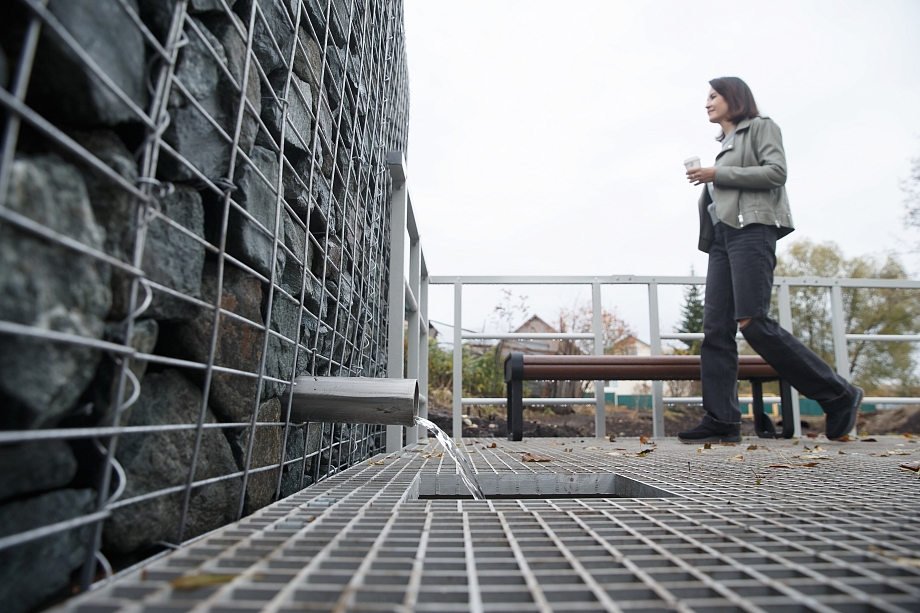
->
[[280, 211, 313, 297], [263, 290, 299, 399], [28, 0, 148, 127], [0, 489, 95, 613], [235, 0, 295, 76], [323, 45, 345, 111], [0, 440, 77, 502], [138, 0, 239, 42], [293, 27, 323, 89], [284, 154, 331, 228], [226, 146, 286, 278], [70, 131, 139, 261], [303, 0, 347, 48], [161, 15, 260, 182], [262, 70, 313, 153], [280, 421, 320, 497], [170, 262, 264, 423], [88, 319, 159, 424], [225, 397, 283, 514], [0, 155, 111, 429], [140, 185, 206, 321], [105, 370, 241, 552]]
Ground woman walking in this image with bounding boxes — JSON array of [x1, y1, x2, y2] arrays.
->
[[680, 77, 862, 443]]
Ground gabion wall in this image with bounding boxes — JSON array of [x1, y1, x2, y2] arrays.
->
[[0, 0, 409, 610]]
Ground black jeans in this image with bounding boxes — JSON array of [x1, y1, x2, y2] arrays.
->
[[700, 223, 855, 431]]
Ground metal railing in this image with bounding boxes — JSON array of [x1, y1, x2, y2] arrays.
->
[[384, 151, 429, 453], [0, 0, 409, 602], [429, 275, 920, 440]]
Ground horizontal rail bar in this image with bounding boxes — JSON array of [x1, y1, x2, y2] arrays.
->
[[846, 334, 920, 342], [461, 398, 596, 405], [462, 332, 594, 340], [658, 396, 920, 405], [664, 333, 920, 342], [429, 275, 920, 289]]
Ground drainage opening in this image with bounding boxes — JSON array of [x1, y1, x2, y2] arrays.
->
[[412, 473, 675, 500]]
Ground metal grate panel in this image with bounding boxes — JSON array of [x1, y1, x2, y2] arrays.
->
[[57, 436, 920, 612]]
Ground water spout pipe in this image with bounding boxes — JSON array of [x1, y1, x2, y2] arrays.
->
[[290, 377, 419, 426]]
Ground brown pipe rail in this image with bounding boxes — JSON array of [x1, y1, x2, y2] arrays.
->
[[504, 352, 793, 441]]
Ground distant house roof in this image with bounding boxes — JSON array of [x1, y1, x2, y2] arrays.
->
[[503, 315, 581, 356], [514, 315, 557, 334]]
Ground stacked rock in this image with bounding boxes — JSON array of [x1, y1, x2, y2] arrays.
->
[[0, 1, 409, 611]]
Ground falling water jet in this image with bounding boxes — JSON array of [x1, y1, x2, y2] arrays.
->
[[415, 416, 486, 500]]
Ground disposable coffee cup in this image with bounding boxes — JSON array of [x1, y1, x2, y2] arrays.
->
[[684, 156, 701, 170]]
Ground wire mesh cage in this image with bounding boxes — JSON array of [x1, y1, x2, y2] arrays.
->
[[0, 0, 409, 609]]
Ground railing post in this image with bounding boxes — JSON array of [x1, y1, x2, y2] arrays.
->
[[777, 283, 802, 438], [418, 268, 429, 441], [592, 281, 605, 439], [453, 280, 463, 441], [830, 285, 851, 381], [386, 153, 408, 453], [648, 281, 664, 438], [405, 235, 421, 446]]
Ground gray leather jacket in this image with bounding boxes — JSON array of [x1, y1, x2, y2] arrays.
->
[[697, 115, 795, 252]]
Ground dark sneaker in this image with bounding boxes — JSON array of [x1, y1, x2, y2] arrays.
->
[[677, 422, 741, 444], [825, 386, 863, 440]]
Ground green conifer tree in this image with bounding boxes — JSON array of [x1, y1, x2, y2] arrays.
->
[[677, 268, 705, 354]]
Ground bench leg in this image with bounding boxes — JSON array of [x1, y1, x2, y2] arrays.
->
[[506, 379, 523, 441], [751, 379, 778, 439], [779, 379, 795, 439]]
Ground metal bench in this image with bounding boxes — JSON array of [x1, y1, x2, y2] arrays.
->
[[503, 353, 794, 441]]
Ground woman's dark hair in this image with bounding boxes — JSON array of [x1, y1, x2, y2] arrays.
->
[[709, 77, 759, 140]]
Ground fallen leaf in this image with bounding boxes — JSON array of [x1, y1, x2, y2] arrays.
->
[[869, 545, 920, 569], [720, 442, 738, 447], [636, 448, 655, 457], [639, 435, 650, 444], [368, 459, 385, 465], [869, 453, 890, 457], [170, 574, 238, 590], [746, 445, 760, 451], [767, 464, 795, 469], [839, 450, 846, 455], [903, 433, 914, 439], [489, 442, 497, 448], [837, 435, 854, 442], [703, 443, 712, 450], [584, 446, 603, 451], [755, 478, 762, 486], [795, 462, 820, 467], [608, 435, 617, 442], [792, 440, 800, 446], [888, 450, 911, 456], [521, 452, 553, 462], [805, 433, 818, 438], [728, 454, 744, 462], [860, 438, 878, 442], [899, 461, 920, 473], [564, 448, 573, 452]]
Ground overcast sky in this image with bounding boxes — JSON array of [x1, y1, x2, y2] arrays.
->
[[402, 0, 920, 342]]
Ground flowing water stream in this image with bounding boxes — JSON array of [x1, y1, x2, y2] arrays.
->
[[415, 416, 486, 500]]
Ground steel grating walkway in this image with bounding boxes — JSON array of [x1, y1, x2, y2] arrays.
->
[[58, 436, 920, 613]]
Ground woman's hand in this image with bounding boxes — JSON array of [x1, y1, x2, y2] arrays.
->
[[686, 166, 716, 185]]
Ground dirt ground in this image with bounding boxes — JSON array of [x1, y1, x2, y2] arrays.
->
[[427, 401, 920, 439]]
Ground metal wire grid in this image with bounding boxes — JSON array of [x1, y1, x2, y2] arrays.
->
[[0, 0, 408, 594], [54, 437, 920, 613]]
